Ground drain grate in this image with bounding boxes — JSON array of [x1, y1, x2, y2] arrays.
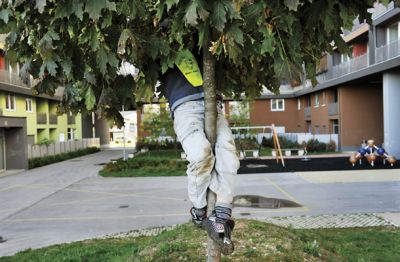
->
[[119, 205, 129, 208], [0, 236, 6, 243], [70, 159, 83, 162], [233, 195, 301, 209]]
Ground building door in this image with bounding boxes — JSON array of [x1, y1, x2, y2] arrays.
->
[[0, 132, 5, 171]]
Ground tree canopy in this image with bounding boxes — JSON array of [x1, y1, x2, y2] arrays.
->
[[0, 0, 396, 124]]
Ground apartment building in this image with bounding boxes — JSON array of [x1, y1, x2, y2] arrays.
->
[[135, 3, 400, 157], [0, 48, 86, 170]]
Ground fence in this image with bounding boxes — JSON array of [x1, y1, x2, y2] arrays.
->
[[28, 138, 100, 159], [375, 39, 400, 63], [234, 131, 339, 151]]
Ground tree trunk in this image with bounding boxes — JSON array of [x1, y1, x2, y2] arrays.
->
[[203, 42, 220, 261]]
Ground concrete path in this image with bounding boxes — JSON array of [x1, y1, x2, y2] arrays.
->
[[0, 151, 399, 257]]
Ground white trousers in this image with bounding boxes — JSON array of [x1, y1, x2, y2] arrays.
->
[[173, 100, 240, 209]]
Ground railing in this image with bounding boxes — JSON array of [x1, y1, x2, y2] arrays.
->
[[317, 53, 369, 82], [67, 115, 76, 125], [304, 107, 311, 118], [37, 113, 47, 124], [375, 38, 400, 63], [328, 102, 339, 116], [49, 114, 58, 124]]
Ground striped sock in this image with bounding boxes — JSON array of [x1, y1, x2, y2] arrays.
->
[[215, 206, 232, 223]]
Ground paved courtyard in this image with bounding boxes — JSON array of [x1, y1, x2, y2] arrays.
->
[[0, 150, 399, 257]]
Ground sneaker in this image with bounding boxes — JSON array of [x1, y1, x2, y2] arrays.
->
[[202, 207, 235, 255], [190, 206, 207, 227]]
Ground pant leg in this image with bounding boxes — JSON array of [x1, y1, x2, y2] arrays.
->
[[210, 105, 240, 208], [173, 101, 214, 209]]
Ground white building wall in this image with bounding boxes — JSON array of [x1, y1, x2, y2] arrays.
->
[[383, 72, 400, 158]]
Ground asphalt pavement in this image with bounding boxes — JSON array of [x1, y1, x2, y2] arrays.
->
[[0, 150, 399, 257]]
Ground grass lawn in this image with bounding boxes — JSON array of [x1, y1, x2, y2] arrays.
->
[[1, 220, 399, 261], [99, 149, 187, 177]]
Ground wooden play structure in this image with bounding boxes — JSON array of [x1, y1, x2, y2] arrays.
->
[[231, 124, 285, 167]]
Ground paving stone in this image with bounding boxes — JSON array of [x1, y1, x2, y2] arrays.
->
[[264, 213, 397, 229]]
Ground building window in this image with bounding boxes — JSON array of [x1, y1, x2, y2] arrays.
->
[[306, 121, 312, 133], [321, 92, 326, 106], [5, 93, 16, 111], [67, 128, 76, 140], [314, 94, 319, 107], [297, 98, 301, 110], [332, 120, 339, 134], [387, 22, 399, 44], [271, 99, 285, 111], [25, 98, 33, 112], [314, 125, 319, 134], [306, 95, 311, 107]]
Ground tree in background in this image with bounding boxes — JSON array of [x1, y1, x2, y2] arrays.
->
[[1, 0, 396, 260], [140, 99, 175, 142]]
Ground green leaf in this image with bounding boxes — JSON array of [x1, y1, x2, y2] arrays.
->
[[85, 86, 96, 110], [0, 9, 11, 24], [54, 1, 84, 20], [35, 0, 46, 13], [284, 0, 301, 11], [260, 27, 275, 55], [166, 0, 179, 11], [211, 0, 227, 32], [89, 26, 99, 51], [184, 1, 200, 26], [184, 0, 209, 26], [61, 59, 72, 78], [84, 0, 114, 21], [96, 47, 119, 75], [40, 59, 58, 77], [84, 71, 97, 85]]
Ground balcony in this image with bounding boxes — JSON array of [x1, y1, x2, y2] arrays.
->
[[37, 113, 47, 124], [317, 53, 369, 82], [67, 115, 76, 125], [328, 102, 339, 116], [375, 39, 400, 63], [0, 69, 31, 88], [49, 114, 58, 124], [304, 107, 311, 118]]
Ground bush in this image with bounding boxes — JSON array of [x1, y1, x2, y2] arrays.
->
[[37, 138, 54, 146], [29, 147, 100, 169], [136, 138, 182, 150], [100, 149, 187, 177], [261, 136, 299, 149], [306, 139, 326, 152], [235, 138, 259, 149]]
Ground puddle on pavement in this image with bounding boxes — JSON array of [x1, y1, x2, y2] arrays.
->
[[233, 195, 301, 209], [0, 236, 6, 243]]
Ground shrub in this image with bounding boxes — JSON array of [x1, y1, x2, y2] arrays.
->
[[136, 138, 182, 150], [29, 147, 100, 169], [261, 136, 299, 149], [326, 140, 337, 152], [37, 138, 54, 146]]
